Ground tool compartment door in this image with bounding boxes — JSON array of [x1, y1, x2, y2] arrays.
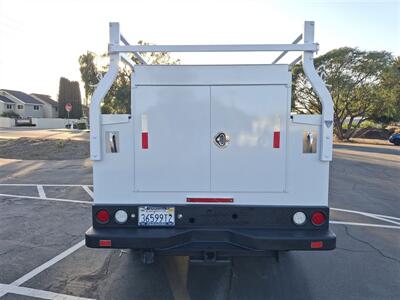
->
[[134, 86, 210, 191], [211, 85, 287, 192]]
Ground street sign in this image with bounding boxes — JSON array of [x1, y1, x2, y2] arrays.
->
[[65, 103, 73, 112]]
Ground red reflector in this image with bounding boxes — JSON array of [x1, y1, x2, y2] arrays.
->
[[142, 132, 148, 149], [186, 198, 234, 203], [96, 209, 110, 224], [311, 211, 326, 226], [99, 240, 112, 247], [311, 241, 324, 249], [273, 131, 280, 148]]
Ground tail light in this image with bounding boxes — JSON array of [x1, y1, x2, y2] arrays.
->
[[311, 211, 326, 226], [292, 211, 306, 225], [96, 209, 110, 224], [311, 241, 324, 249], [99, 240, 112, 247], [114, 210, 128, 224]]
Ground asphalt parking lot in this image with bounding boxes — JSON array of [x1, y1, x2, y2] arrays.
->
[[0, 143, 399, 300]]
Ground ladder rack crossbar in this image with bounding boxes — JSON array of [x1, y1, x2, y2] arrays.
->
[[108, 43, 318, 53]]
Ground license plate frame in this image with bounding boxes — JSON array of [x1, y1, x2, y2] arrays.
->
[[138, 206, 175, 227]]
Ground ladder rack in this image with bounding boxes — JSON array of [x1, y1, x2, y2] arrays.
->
[[90, 21, 333, 162]]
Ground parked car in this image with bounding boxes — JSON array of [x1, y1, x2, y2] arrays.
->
[[389, 133, 400, 146]]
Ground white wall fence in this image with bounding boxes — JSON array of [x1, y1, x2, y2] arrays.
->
[[0, 117, 14, 128], [0, 117, 80, 129], [32, 118, 80, 129]]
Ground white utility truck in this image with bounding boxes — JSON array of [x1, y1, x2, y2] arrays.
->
[[85, 21, 336, 263]]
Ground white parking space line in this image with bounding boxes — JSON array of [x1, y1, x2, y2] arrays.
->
[[361, 214, 400, 226], [37, 185, 46, 199], [12, 240, 85, 286], [330, 221, 400, 230], [0, 184, 93, 187], [0, 283, 95, 300], [331, 207, 400, 220], [0, 193, 91, 205], [372, 214, 400, 221], [331, 207, 400, 226], [82, 185, 94, 199], [0, 240, 86, 298]]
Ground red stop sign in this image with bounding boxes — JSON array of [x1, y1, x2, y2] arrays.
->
[[65, 103, 72, 112]]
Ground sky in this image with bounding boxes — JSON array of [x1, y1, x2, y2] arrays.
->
[[0, 0, 399, 102]]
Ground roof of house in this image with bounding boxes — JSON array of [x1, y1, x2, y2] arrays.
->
[[1, 89, 43, 105], [31, 93, 58, 107], [0, 95, 15, 104]]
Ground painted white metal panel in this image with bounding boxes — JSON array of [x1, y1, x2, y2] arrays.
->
[[291, 114, 322, 125], [210, 85, 288, 192], [93, 66, 329, 207], [133, 86, 211, 191], [133, 65, 290, 86], [94, 115, 134, 203], [94, 120, 328, 206], [101, 114, 130, 125], [285, 121, 329, 206]]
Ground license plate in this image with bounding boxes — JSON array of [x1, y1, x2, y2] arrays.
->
[[138, 206, 175, 226]]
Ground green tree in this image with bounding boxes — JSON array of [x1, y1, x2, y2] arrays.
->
[[70, 81, 83, 119], [57, 77, 83, 119], [78, 51, 98, 103], [292, 47, 395, 140], [370, 57, 400, 125], [57, 77, 70, 118], [79, 41, 180, 114]]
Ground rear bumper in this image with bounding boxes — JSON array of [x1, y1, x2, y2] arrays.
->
[[85, 226, 336, 254]]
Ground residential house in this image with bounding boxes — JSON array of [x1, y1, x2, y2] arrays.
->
[[31, 93, 59, 118], [0, 89, 44, 118], [0, 95, 16, 115]]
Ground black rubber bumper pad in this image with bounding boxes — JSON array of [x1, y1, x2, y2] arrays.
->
[[85, 226, 336, 252]]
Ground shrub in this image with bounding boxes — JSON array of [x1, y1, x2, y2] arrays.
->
[[76, 122, 87, 130], [1, 111, 20, 118], [359, 120, 380, 129]]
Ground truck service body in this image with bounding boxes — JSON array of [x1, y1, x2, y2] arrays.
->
[[85, 21, 336, 260]]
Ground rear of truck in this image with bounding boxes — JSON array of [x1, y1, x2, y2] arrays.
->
[[85, 63, 336, 258]]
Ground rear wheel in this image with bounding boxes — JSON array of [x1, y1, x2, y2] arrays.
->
[[394, 140, 400, 146]]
